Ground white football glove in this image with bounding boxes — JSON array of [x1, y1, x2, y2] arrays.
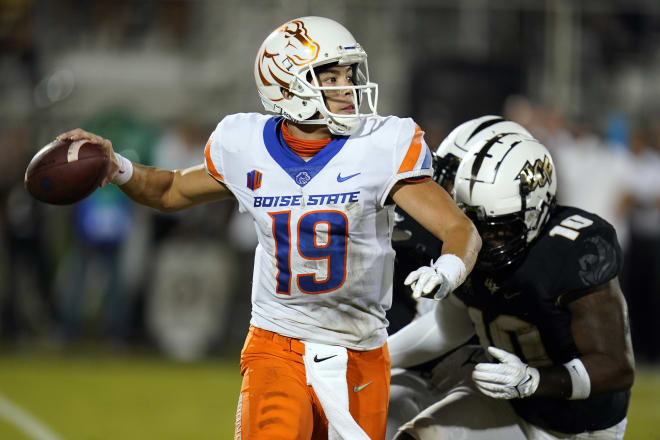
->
[[404, 254, 466, 301], [472, 346, 540, 399], [404, 263, 451, 300]]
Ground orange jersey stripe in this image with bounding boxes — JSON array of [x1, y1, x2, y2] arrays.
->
[[397, 125, 424, 174], [204, 139, 224, 182]]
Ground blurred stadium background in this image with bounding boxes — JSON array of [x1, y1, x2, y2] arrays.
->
[[1, 0, 660, 438]]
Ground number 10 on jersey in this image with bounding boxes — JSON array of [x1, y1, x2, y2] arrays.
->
[[269, 210, 349, 295]]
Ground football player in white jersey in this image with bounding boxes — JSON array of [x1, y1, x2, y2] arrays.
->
[[56, 16, 481, 440]]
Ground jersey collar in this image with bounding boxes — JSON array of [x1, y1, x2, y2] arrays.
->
[[263, 117, 349, 187]]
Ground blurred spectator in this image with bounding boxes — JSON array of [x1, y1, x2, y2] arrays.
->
[[503, 95, 574, 156], [619, 120, 660, 363], [55, 110, 159, 345], [150, 119, 209, 241], [0, 123, 59, 344], [152, 119, 204, 170], [503, 95, 539, 136], [145, 119, 239, 358], [57, 185, 133, 343], [551, 117, 633, 249], [605, 112, 631, 151]]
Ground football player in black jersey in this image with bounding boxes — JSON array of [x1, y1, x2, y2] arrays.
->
[[387, 124, 634, 439], [386, 116, 536, 439]]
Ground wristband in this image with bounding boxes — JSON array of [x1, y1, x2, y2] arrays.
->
[[433, 254, 467, 291], [111, 153, 134, 185], [564, 358, 591, 400]]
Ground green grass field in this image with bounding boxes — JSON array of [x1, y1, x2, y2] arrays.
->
[[0, 352, 658, 439], [0, 351, 242, 439]]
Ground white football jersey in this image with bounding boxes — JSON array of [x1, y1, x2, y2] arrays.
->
[[204, 113, 432, 350]]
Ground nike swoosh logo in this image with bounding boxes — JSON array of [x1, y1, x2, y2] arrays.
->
[[337, 172, 360, 182], [353, 382, 372, 392], [313, 354, 337, 363], [515, 373, 533, 397]]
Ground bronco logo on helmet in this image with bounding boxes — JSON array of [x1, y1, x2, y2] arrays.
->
[[256, 20, 320, 95]]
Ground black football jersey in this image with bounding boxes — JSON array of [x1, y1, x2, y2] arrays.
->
[[453, 206, 630, 433]]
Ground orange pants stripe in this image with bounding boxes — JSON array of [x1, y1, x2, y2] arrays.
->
[[236, 326, 390, 439]]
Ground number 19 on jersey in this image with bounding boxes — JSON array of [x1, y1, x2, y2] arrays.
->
[[269, 210, 349, 295]]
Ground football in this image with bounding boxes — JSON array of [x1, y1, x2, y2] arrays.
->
[[24, 139, 109, 205]]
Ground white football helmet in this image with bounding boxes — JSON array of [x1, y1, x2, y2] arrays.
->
[[454, 133, 557, 271], [254, 16, 378, 135], [433, 115, 533, 191]]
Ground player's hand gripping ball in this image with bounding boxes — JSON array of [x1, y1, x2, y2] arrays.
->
[[24, 138, 109, 205]]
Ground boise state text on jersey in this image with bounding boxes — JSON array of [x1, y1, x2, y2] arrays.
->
[[253, 191, 360, 207]]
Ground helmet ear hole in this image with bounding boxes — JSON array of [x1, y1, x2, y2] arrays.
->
[[280, 88, 294, 100]]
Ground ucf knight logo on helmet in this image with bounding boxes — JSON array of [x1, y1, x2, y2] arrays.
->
[[516, 155, 553, 191]]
